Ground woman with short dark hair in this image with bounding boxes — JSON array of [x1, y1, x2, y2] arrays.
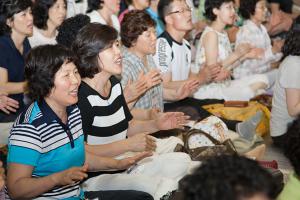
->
[[180, 155, 277, 200], [73, 23, 193, 200], [87, 0, 121, 32], [121, 10, 192, 111], [7, 44, 153, 200], [29, 0, 67, 47], [234, 0, 282, 87], [0, 0, 33, 122], [271, 18, 300, 149]]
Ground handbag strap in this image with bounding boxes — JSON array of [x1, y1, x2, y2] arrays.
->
[[183, 129, 222, 151]]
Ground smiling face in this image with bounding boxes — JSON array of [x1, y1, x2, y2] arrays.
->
[[134, 26, 157, 56], [48, 0, 67, 28], [252, 0, 268, 23], [47, 61, 81, 108], [214, 1, 236, 25], [98, 40, 122, 75], [166, 0, 193, 31], [8, 7, 33, 37]]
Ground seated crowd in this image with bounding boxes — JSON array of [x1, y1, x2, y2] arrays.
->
[[1, 0, 300, 199]]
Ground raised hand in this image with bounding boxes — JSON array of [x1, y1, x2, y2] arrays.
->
[[51, 164, 88, 186], [0, 93, 19, 114], [155, 112, 190, 130], [123, 76, 148, 104], [198, 63, 221, 84], [213, 68, 231, 82], [235, 43, 252, 57], [144, 69, 162, 89], [175, 79, 199, 100], [127, 133, 157, 152]]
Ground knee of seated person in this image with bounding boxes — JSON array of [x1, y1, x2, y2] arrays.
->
[[171, 152, 192, 162], [250, 82, 268, 91]]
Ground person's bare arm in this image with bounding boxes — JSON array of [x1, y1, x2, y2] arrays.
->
[[286, 88, 300, 117], [0, 68, 27, 95], [0, 93, 19, 114], [7, 163, 88, 199], [85, 151, 152, 172]]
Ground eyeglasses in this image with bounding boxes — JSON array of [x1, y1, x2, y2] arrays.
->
[[167, 7, 192, 15]]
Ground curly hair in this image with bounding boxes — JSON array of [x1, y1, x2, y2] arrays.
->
[[158, 0, 176, 24], [284, 116, 300, 177], [72, 23, 118, 78], [86, 0, 104, 13], [121, 10, 156, 48], [239, 0, 260, 19], [0, 0, 32, 35], [56, 14, 90, 47], [282, 17, 300, 59], [25, 44, 75, 102], [32, 0, 67, 30], [180, 155, 278, 200], [204, 0, 234, 21]]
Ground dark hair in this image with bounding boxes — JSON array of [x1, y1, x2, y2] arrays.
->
[[86, 0, 104, 13], [72, 23, 118, 78], [0, 0, 32, 35], [56, 14, 90, 47], [180, 155, 278, 200], [284, 116, 300, 177], [158, 0, 176, 24], [121, 10, 156, 48], [125, 0, 133, 6], [32, 0, 67, 30], [239, 0, 260, 19], [204, 0, 234, 21], [25, 44, 75, 102], [282, 17, 300, 59]]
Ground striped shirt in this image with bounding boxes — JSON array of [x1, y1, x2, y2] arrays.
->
[[7, 100, 85, 199], [78, 76, 133, 145], [121, 48, 164, 111]]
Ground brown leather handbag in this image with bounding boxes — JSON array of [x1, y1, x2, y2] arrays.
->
[[175, 129, 237, 161]]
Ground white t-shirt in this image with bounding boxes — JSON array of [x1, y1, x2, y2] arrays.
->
[[28, 26, 57, 48], [153, 31, 191, 81], [87, 10, 120, 32], [271, 56, 300, 137], [66, 0, 88, 18]]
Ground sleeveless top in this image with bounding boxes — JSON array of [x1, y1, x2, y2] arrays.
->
[[195, 26, 232, 88]]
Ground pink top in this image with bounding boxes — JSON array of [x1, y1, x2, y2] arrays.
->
[[118, 9, 129, 24]]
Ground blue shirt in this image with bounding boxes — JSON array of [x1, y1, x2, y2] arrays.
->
[[8, 100, 85, 199], [146, 8, 165, 36], [0, 35, 31, 121]]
